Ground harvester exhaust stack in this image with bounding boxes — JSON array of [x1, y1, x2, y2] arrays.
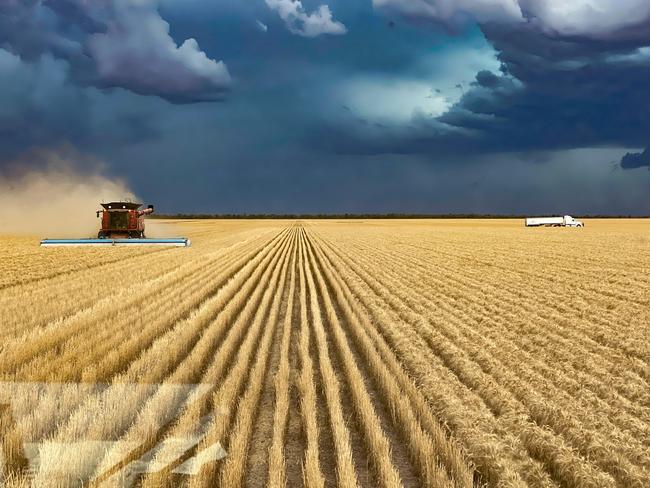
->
[[40, 201, 190, 247]]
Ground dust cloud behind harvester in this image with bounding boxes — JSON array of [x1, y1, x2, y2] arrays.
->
[[0, 162, 136, 238]]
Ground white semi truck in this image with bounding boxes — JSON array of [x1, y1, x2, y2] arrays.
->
[[525, 215, 584, 227]]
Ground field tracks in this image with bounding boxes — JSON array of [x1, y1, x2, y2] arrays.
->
[[306, 231, 474, 488], [1, 219, 648, 487], [309, 222, 650, 488], [328, 232, 650, 484]]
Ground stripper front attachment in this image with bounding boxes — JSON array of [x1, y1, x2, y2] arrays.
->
[[40, 238, 190, 247]]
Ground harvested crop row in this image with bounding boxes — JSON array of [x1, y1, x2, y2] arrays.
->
[[367, 232, 650, 361], [307, 232, 474, 488], [321, 228, 649, 400], [322, 233, 628, 487], [0, 229, 283, 381], [295, 232, 327, 488], [0, 225, 280, 334], [3, 227, 293, 483], [310, 229, 562, 487], [344, 236, 650, 425], [368, 244, 650, 458], [87, 228, 294, 486], [266, 241, 298, 488], [1, 219, 648, 487], [309, 220, 649, 487], [303, 229, 399, 488]]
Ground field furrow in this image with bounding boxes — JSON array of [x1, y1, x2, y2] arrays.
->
[[1, 218, 647, 487], [340, 236, 650, 429]]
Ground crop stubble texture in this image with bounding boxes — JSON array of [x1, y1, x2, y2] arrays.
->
[[0, 219, 648, 487]]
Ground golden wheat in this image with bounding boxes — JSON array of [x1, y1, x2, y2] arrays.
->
[[1, 218, 648, 487]]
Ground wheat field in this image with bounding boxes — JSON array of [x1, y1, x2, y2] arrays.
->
[[0, 219, 648, 487]]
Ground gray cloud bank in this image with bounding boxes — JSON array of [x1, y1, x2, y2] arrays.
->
[[0, 0, 230, 102], [363, 0, 650, 169]]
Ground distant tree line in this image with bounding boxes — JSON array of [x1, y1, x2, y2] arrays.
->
[[151, 213, 649, 220]]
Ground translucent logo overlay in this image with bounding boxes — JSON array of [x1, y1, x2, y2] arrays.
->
[[0, 382, 226, 486]]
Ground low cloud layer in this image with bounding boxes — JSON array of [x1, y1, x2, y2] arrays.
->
[[374, 0, 522, 27], [374, 0, 650, 40], [0, 0, 230, 102], [265, 0, 347, 37], [0, 150, 135, 237]]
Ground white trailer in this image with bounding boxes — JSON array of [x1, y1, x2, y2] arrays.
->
[[525, 215, 584, 227]]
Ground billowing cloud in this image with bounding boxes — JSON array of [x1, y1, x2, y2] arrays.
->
[[620, 148, 650, 169], [0, 0, 230, 102], [1, 0, 647, 215], [313, 0, 648, 169], [331, 41, 500, 126], [265, 0, 347, 37], [441, 23, 650, 154], [374, 0, 650, 41], [522, 0, 650, 40], [86, 2, 230, 101]]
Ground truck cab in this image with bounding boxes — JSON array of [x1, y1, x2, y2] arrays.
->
[[563, 215, 584, 227]]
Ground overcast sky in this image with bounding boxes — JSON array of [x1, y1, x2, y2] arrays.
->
[[1, 0, 649, 214]]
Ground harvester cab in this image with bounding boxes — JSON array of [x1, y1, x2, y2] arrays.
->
[[97, 201, 154, 239]]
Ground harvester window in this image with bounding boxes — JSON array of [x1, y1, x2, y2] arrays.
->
[[109, 212, 128, 229]]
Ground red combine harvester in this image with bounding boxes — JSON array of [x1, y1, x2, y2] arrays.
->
[[97, 201, 154, 238], [40, 201, 190, 247]]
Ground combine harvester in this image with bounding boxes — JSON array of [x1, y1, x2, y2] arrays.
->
[[41, 201, 190, 247]]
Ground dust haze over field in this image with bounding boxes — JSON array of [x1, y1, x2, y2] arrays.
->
[[0, 154, 136, 238]]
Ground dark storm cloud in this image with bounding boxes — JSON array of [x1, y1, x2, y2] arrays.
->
[[373, 1, 650, 42], [0, 0, 230, 102], [317, 2, 650, 171], [442, 23, 650, 148], [474, 69, 500, 88], [621, 148, 650, 169], [477, 23, 650, 168], [0, 47, 163, 167], [1, 0, 648, 215], [0, 51, 90, 162]]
